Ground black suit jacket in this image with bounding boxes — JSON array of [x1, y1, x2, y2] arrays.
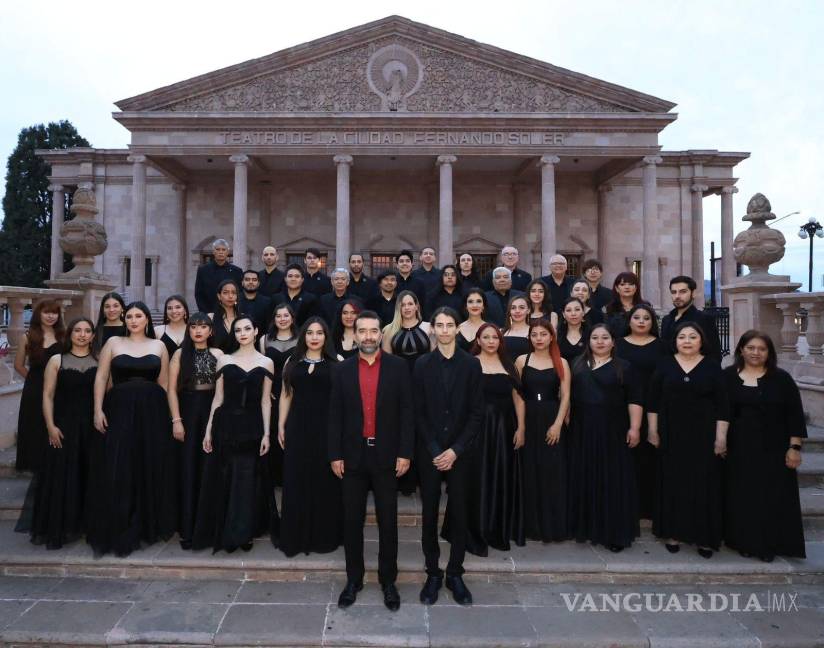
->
[[194, 261, 243, 313], [328, 353, 414, 470], [272, 289, 319, 326], [413, 348, 483, 458], [319, 292, 363, 326], [484, 289, 525, 328], [660, 304, 722, 363]]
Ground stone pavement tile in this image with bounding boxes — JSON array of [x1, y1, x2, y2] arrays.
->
[[324, 603, 428, 646], [509, 540, 603, 573], [0, 575, 62, 599], [439, 581, 519, 606], [46, 577, 150, 601], [107, 601, 228, 644], [215, 602, 327, 646], [2, 600, 131, 644], [141, 578, 243, 603], [516, 583, 593, 607], [632, 610, 759, 647], [428, 605, 537, 647], [236, 579, 334, 604], [525, 606, 647, 647], [784, 541, 824, 572], [732, 607, 824, 647], [698, 584, 824, 610], [0, 600, 33, 631]]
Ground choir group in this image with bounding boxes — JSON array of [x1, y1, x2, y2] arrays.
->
[[13, 239, 808, 610]]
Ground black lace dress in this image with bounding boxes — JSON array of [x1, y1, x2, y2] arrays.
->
[[193, 364, 279, 553], [16, 341, 62, 472], [28, 353, 98, 549], [263, 336, 298, 487]]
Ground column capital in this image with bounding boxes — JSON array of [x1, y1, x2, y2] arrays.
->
[[333, 154, 353, 166], [229, 154, 249, 165], [436, 155, 457, 166], [127, 154, 147, 165], [538, 155, 560, 167], [720, 185, 739, 195], [48, 184, 65, 193], [691, 183, 709, 193], [642, 155, 663, 166]]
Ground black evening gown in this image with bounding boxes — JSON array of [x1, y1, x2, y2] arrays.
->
[[615, 337, 666, 520], [210, 317, 234, 353], [88, 354, 177, 556], [263, 336, 297, 487], [16, 342, 62, 472], [160, 332, 182, 359], [723, 367, 806, 558], [502, 334, 530, 364], [568, 358, 642, 549], [456, 330, 477, 353], [100, 325, 127, 345], [29, 353, 98, 549], [335, 338, 359, 359], [521, 358, 568, 542], [445, 373, 525, 554], [177, 348, 218, 548], [648, 356, 730, 549], [280, 359, 343, 556], [193, 364, 279, 553], [558, 333, 586, 365]]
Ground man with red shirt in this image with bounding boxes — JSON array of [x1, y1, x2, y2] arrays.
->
[[328, 310, 414, 611]]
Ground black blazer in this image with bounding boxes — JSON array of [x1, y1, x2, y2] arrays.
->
[[328, 353, 414, 470], [413, 347, 484, 459], [484, 289, 525, 328], [660, 304, 722, 363], [272, 289, 319, 327]]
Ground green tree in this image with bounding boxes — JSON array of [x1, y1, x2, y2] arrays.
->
[[0, 121, 90, 286]]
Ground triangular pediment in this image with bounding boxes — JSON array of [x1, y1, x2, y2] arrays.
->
[[116, 17, 675, 114]]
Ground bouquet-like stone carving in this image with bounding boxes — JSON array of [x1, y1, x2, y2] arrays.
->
[[58, 187, 109, 279], [732, 193, 786, 277]]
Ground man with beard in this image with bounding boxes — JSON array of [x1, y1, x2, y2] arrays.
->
[[348, 253, 377, 302], [660, 275, 722, 363], [258, 246, 284, 299], [238, 269, 272, 340]]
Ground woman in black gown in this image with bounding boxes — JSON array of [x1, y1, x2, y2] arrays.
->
[[331, 299, 361, 359], [194, 315, 278, 553], [209, 280, 240, 352], [260, 304, 299, 487], [168, 312, 224, 549], [723, 330, 806, 561], [647, 322, 730, 558], [514, 318, 571, 542], [605, 272, 647, 339], [93, 292, 127, 353], [278, 317, 342, 556], [503, 295, 531, 363], [29, 317, 97, 549], [568, 324, 643, 552], [14, 299, 65, 472], [156, 295, 189, 358], [526, 279, 559, 330], [456, 288, 487, 352], [91, 302, 176, 556], [615, 303, 665, 521], [570, 279, 605, 328], [557, 297, 588, 365]]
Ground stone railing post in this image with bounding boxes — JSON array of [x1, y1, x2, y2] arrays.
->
[[774, 301, 801, 355], [803, 300, 824, 357]]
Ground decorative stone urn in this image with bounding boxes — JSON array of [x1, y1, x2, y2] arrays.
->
[[732, 193, 787, 279], [57, 186, 109, 280]]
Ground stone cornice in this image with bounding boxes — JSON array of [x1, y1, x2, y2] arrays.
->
[[114, 16, 676, 114], [658, 150, 750, 167]]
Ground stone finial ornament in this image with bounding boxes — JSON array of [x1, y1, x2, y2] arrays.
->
[[732, 193, 786, 277], [57, 186, 109, 279]]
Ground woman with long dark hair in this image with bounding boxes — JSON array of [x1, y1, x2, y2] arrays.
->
[[570, 279, 604, 328], [457, 288, 487, 352], [525, 279, 558, 329], [514, 318, 570, 542], [557, 297, 588, 364], [331, 299, 361, 359], [278, 317, 342, 556], [156, 295, 190, 358], [193, 315, 278, 553], [91, 302, 176, 556], [648, 321, 730, 558], [15, 299, 65, 472], [28, 317, 97, 549], [424, 264, 464, 319], [458, 253, 480, 290], [723, 331, 806, 561], [168, 312, 224, 549], [605, 272, 646, 338], [568, 324, 643, 552], [209, 280, 240, 352], [502, 295, 531, 363], [94, 292, 126, 352]]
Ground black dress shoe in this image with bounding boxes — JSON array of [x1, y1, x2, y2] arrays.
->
[[608, 544, 624, 553], [382, 583, 401, 611], [759, 553, 775, 563], [697, 547, 714, 559], [337, 581, 363, 608], [419, 575, 443, 605], [445, 575, 473, 606], [665, 543, 680, 554]]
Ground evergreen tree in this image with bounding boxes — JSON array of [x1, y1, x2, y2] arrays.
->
[[0, 121, 90, 286]]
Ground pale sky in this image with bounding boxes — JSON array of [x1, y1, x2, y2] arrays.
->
[[1, 0, 821, 289]]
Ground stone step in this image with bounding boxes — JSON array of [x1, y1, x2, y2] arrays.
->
[[799, 452, 824, 488], [805, 425, 824, 452]]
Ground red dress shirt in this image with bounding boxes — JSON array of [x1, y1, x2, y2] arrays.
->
[[358, 352, 381, 439]]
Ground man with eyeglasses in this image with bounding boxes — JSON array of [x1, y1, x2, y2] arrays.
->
[[540, 254, 573, 315], [481, 245, 532, 292]]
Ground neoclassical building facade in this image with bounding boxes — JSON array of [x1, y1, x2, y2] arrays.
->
[[39, 16, 747, 311]]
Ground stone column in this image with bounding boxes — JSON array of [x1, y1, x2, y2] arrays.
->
[[720, 186, 738, 289], [230, 154, 249, 270], [128, 155, 147, 301], [173, 184, 187, 296], [148, 255, 160, 311], [642, 156, 663, 307], [437, 155, 457, 264], [597, 184, 611, 264], [334, 155, 353, 266], [691, 183, 709, 307], [539, 155, 560, 273], [49, 185, 65, 279]]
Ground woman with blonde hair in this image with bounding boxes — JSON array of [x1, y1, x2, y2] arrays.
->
[[381, 290, 432, 373]]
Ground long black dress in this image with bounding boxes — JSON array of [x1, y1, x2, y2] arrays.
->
[[263, 336, 297, 487], [99, 324, 127, 346], [29, 353, 98, 549], [160, 331, 183, 359], [502, 334, 530, 364], [648, 356, 730, 549], [558, 332, 586, 365], [193, 364, 278, 553], [723, 367, 806, 558], [88, 354, 177, 556], [210, 316, 235, 353], [177, 348, 218, 548], [521, 357, 568, 542], [16, 341, 62, 472], [280, 359, 342, 556], [615, 337, 665, 520], [456, 329, 478, 353], [446, 373, 525, 554], [569, 358, 642, 549]]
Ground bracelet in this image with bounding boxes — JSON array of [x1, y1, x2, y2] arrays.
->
[[789, 444, 802, 451], [171, 417, 182, 423]]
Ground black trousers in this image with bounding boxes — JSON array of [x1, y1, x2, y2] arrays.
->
[[342, 441, 399, 585], [417, 444, 470, 577]]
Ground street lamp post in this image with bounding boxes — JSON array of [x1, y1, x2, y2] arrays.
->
[[798, 217, 824, 292]]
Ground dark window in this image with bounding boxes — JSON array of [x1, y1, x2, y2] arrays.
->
[[124, 258, 152, 287], [566, 254, 582, 278], [369, 254, 396, 275], [469, 254, 497, 278]]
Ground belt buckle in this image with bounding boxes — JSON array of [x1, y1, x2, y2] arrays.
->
[[366, 437, 376, 447]]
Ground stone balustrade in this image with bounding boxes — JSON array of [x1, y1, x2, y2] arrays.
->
[[761, 292, 824, 359]]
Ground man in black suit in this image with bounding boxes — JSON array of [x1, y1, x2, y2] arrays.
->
[[413, 307, 484, 606], [660, 275, 722, 363], [319, 268, 362, 326], [329, 310, 413, 611], [194, 238, 243, 313], [540, 254, 574, 314], [396, 250, 426, 303], [257, 246, 285, 299], [272, 263, 319, 326], [303, 247, 332, 297], [481, 245, 532, 292], [348, 252, 378, 302], [238, 269, 273, 340], [484, 266, 525, 327]]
